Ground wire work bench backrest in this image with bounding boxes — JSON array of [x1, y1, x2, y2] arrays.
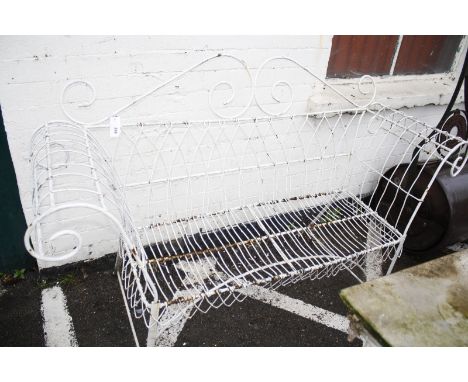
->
[[24, 55, 468, 328]]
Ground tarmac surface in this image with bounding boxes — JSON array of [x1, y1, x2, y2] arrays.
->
[[0, 247, 453, 347]]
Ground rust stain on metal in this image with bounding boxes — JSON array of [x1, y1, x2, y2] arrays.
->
[[148, 224, 320, 265]]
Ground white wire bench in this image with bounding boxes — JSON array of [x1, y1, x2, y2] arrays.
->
[[24, 54, 468, 331]]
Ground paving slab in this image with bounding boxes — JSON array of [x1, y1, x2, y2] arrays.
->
[[341, 250, 468, 346]]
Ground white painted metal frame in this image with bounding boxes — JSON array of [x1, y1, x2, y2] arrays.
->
[[24, 54, 468, 332]]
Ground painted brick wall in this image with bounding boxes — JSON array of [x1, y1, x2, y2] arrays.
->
[[0, 36, 462, 268]]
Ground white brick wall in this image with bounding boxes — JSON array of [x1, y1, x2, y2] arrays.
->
[[0, 36, 462, 267]]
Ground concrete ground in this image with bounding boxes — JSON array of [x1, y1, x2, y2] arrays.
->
[[1, 244, 463, 347]]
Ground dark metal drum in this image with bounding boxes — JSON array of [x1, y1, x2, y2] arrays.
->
[[374, 162, 468, 256]]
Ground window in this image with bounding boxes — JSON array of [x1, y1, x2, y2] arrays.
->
[[327, 35, 463, 78]]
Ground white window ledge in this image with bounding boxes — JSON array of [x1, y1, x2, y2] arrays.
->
[[308, 73, 464, 113]]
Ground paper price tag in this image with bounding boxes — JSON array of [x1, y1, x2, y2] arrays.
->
[[109, 116, 121, 137]]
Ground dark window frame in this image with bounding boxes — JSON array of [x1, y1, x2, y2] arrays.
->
[[327, 35, 464, 79]]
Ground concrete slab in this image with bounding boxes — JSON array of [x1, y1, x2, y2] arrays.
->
[[340, 250, 468, 346]]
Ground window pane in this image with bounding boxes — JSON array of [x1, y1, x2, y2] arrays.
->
[[327, 35, 398, 78], [393, 36, 463, 75]]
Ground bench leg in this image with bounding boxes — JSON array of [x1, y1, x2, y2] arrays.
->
[[386, 241, 404, 276], [146, 301, 195, 347], [146, 302, 160, 346], [114, 253, 123, 275], [365, 220, 382, 281]]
